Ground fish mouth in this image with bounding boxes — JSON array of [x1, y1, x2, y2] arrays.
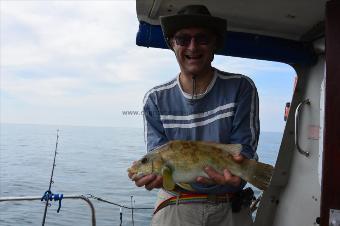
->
[[130, 172, 145, 181], [127, 167, 145, 178], [127, 167, 136, 174]]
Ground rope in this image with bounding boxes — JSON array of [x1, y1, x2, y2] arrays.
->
[[86, 194, 154, 210]]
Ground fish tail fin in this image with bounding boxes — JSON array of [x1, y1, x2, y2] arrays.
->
[[243, 160, 274, 190]]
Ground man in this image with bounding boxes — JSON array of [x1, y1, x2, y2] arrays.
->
[[129, 5, 259, 226]]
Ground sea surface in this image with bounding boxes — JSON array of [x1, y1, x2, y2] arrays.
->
[[0, 123, 282, 226]]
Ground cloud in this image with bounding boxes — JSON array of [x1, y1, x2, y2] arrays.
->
[[102, 48, 177, 83], [1, 1, 178, 84], [1, 1, 137, 66], [1, 1, 149, 126], [2, 74, 81, 98]]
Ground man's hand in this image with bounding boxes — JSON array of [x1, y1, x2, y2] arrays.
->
[[128, 165, 163, 191], [196, 154, 245, 187]]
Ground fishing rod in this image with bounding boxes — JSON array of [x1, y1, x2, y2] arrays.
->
[[41, 129, 60, 226]]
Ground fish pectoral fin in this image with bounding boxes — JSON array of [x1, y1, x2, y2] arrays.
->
[[177, 183, 195, 192], [162, 166, 175, 191]]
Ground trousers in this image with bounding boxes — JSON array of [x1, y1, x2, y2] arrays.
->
[[151, 202, 253, 226]]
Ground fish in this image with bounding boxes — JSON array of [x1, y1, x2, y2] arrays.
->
[[128, 140, 274, 191]]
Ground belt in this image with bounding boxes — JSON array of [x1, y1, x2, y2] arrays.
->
[[154, 192, 234, 215]]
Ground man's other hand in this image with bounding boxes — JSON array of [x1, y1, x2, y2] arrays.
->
[[196, 154, 245, 187]]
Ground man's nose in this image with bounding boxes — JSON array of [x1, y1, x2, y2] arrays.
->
[[187, 37, 198, 50]]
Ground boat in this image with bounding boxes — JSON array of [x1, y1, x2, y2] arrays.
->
[[134, 0, 340, 225], [1, 1, 339, 225]]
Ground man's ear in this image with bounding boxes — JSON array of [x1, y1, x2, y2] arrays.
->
[[168, 37, 175, 51]]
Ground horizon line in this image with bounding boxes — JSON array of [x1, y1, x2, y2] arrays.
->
[[0, 122, 284, 133]]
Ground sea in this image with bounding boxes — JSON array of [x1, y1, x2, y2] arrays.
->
[[0, 123, 282, 226]]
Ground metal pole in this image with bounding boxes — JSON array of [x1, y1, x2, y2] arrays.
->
[[0, 195, 96, 226], [119, 207, 122, 226], [130, 196, 134, 226]]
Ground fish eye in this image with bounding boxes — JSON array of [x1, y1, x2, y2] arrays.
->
[[141, 157, 148, 164]]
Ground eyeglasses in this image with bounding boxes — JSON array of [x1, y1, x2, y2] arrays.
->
[[173, 34, 212, 47]]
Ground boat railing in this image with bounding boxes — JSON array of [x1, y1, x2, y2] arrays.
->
[[0, 195, 96, 226]]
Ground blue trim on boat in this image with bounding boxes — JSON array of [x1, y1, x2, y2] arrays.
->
[[136, 21, 317, 65]]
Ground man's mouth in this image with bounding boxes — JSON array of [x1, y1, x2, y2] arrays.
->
[[185, 54, 203, 60]]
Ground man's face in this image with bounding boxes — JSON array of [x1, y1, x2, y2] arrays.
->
[[170, 27, 216, 76]]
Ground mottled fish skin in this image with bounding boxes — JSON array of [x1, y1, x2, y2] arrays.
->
[[128, 140, 274, 190], [158, 141, 242, 181]]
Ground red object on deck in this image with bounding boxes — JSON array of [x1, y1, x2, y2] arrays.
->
[[321, 0, 340, 225], [284, 102, 290, 121]]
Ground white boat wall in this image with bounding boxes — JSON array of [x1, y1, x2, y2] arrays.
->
[[135, 0, 340, 226]]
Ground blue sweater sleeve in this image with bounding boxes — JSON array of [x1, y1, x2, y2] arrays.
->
[[229, 77, 260, 159], [143, 93, 168, 152]]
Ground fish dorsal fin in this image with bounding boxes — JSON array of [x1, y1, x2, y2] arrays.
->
[[211, 143, 242, 155], [162, 166, 175, 191]]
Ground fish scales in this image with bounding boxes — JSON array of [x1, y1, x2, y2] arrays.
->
[[163, 141, 235, 173]]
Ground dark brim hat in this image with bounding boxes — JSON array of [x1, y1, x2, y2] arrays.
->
[[160, 5, 227, 51]]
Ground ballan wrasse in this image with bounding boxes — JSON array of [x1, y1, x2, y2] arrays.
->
[[128, 140, 274, 191]]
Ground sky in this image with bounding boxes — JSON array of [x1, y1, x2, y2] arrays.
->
[[0, 1, 296, 132]]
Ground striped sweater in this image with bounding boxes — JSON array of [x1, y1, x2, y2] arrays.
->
[[143, 68, 260, 193]]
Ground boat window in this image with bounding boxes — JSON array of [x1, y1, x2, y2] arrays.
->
[[213, 56, 296, 166]]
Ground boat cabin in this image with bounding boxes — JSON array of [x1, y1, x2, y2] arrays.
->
[[135, 0, 340, 225]]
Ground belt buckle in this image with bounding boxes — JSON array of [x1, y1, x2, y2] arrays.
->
[[207, 194, 217, 204]]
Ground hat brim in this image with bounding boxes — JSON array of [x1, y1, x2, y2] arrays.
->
[[160, 14, 227, 50]]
